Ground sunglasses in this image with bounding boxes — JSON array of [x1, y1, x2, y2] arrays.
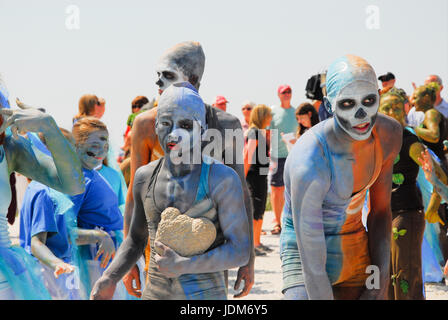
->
[[242, 107, 252, 111], [281, 90, 292, 94]]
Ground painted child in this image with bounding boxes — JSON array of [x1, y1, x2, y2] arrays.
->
[[19, 129, 117, 299], [91, 82, 251, 300]]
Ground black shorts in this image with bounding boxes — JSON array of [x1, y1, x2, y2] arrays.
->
[[269, 157, 286, 187], [246, 171, 268, 221]]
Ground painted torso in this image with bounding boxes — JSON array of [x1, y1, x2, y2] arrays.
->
[[142, 157, 226, 300], [283, 120, 382, 287]]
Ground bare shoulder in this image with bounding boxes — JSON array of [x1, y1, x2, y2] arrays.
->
[[133, 159, 160, 188], [374, 113, 402, 159], [207, 160, 242, 193], [285, 129, 331, 189], [133, 108, 157, 134]]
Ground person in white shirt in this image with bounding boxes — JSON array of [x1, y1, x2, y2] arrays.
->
[[425, 75, 448, 118]]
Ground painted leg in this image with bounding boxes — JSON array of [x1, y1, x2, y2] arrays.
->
[[283, 285, 308, 300]]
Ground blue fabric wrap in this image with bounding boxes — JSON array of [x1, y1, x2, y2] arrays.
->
[[326, 56, 355, 104], [404, 127, 445, 282], [0, 246, 52, 300], [0, 89, 10, 109]]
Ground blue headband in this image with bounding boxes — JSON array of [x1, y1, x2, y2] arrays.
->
[[324, 55, 378, 114]]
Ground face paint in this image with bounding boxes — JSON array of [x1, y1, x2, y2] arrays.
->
[[76, 130, 109, 170], [157, 109, 202, 157], [155, 59, 190, 95], [156, 82, 206, 162], [332, 80, 379, 140], [155, 41, 206, 95], [379, 95, 406, 126], [325, 55, 379, 140]]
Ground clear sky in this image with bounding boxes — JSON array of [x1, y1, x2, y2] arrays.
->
[[0, 0, 447, 148]]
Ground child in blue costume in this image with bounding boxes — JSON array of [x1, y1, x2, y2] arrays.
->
[[70, 117, 138, 299], [20, 130, 120, 299], [0, 77, 85, 299], [96, 164, 127, 214]]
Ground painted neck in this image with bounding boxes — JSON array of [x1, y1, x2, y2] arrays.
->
[[164, 153, 201, 177]]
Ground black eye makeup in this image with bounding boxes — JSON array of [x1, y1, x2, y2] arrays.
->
[[362, 94, 377, 107], [178, 119, 193, 130], [163, 71, 176, 80], [337, 99, 356, 110]]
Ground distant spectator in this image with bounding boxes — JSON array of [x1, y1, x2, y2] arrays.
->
[[295, 102, 320, 138], [127, 96, 149, 129], [241, 100, 255, 135], [73, 94, 103, 124], [244, 104, 272, 256], [425, 75, 448, 118], [213, 95, 229, 112], [378, 72, 396, 95], [268, 84, 297, 235]]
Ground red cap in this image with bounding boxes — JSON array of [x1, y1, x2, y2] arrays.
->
[[278, 84, 292, 94], [214, 95, 229, 104]]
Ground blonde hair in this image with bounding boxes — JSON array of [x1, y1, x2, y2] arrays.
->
[[72, 116, 108, 146], [73, 94, 99, 122], [249, 104, 272, 129]]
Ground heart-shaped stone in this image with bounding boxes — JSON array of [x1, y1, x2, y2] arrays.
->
[[155, 207, 217, 257]]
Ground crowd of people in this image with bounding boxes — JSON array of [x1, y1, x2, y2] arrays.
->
[[0, 40, 448, 300]]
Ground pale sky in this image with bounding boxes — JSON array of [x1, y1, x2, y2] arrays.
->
[[0, 0, 447, 149]]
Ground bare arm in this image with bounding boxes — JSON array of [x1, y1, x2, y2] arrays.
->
[[124, 111, 155, 235], [2, 102, 84, 195], [409, 142, 446, 219], [362, 124, 401, 299], [90, 166, 150, 299], [420, 149, 448, 205], [415, 109, 441, 144], [31, 232, 75, 278], [291, 164, 333, 299], [155, 165, 251, 276]]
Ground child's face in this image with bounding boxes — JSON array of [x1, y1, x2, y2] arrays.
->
[[76, 130, 109, 170]]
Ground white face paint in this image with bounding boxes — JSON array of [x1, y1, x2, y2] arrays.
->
[[332, 80, 379, 141], [76, 130, 109, 170], [155, 59, 190, 95]]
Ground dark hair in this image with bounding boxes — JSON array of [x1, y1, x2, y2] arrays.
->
[[296, 102, 320, 136], [131, 96, 149, 111]]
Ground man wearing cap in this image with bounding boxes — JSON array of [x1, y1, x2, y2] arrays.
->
[[213, 96, 229, 112], [268, 84, 297, 235], [378, 72, 396, 95], [425, 75, 448, 118]]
